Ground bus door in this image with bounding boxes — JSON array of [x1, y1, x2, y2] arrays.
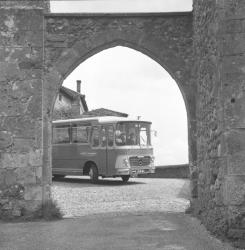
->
[[106, 125, 116, 176], [91, 126, 106, 176], [52, 125, 73, 171]]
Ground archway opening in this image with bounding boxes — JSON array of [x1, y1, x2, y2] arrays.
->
[[53, 46, 188, 166], [51, 46, 189, 217]]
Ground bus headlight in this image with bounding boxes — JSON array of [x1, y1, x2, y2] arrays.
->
[[122, 158, 130, 168], [150, 156, 155, 163], [115, 156, 130, 169], [150, 156, 155, 168]]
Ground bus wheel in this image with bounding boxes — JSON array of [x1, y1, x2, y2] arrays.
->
[[121, 175, 130, 183], [89, 165, 99, 183]]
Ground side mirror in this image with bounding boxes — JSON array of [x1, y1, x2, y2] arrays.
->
[[151, 130, 157, 137]]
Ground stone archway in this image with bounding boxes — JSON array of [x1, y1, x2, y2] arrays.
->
[[0, 6, 195, 217], [43, 12, 195, 200], [1, 0, 245, 243]]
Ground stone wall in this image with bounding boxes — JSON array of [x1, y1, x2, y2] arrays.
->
[[222, 0, 245, 243], [0, 3, 47, 218], [193, 0, 245, 244]]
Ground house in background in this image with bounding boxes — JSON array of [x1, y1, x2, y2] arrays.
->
[[53, 80, 88, 119], [53, 80, 128, 120]]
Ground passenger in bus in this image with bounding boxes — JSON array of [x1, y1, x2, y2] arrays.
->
[[127, 132, 136, 145], [101, 128, 107, 147], [115, 130, 126, 145]]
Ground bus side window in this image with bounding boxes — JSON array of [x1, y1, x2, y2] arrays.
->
[[53, 126, 70, 144], [107, 125, 114, 147], [72, 125, 88, 143], [101, 126, 107, 148], [91, 126, 100, 147]]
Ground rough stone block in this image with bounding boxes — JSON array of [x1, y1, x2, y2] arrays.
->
[[34, 120, 42, 149], [0, 131, 13, 150], [4, 170, 17, 186], [223, 175, 245, 206], [0, 1, 49, 10], [54, 48, 81, 78], [222, 19, 245, 34], [15, 10, 44, 31], [224, 130, 245, 155], [2, 202, 13, 211], [0, 62, 22, 82], [12, 138, 35, 154], [24, 185, 42, 201], [228, 229, 245, 239], [214, 189, 224, 206], [15, 167, 36, 185], [1, 153, 29, 169], [222, 33, 245, 55], [0, 169, 5, 188], [0, 10, 43, 47], [224, 1, 245, 19], [28, 149, 42, 167], [241, 217, 245, 229], [223, 101, 245, 129], [0, 199, 9, 205], [222, 54, 245, 75], [2, 116, 36, 138], [227, 153, 245, 175]]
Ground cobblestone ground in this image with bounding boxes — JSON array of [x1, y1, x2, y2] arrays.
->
[[51, 177, 190, 218]]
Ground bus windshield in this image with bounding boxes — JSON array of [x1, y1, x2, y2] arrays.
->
[[115, 122, 151, 146]]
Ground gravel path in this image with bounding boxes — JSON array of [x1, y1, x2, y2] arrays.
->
[[51, 177, 191, 218]]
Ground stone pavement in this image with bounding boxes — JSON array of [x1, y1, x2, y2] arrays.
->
[[0, 212, 237, 250]]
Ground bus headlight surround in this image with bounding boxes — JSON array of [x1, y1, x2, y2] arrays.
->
[[115, 156, 130, 169], [122, 158, 130, 168], [150, 156, 155, 169]]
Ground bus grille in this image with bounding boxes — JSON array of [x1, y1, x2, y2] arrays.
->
[[129, 156, 151, 167]]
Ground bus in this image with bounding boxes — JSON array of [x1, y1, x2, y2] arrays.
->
[[52, 116, 155, 183]]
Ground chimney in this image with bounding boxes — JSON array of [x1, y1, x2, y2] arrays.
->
[[76, 80, 81, 93]]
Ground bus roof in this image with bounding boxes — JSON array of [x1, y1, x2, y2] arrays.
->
[[52, 116, 151, 125]]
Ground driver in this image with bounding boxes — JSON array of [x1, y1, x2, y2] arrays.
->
[[127, 132, 136, 145]]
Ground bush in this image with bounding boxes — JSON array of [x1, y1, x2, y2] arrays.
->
[[33, 199, 63, 221]]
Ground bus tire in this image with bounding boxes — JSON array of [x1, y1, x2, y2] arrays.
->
[[121, 175, 130, 183], [89, 164, 99, 183]]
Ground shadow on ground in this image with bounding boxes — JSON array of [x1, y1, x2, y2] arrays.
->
[[177, 180, 191, 200], [0, 212, 235, 250], [53, 176, 146, 186]]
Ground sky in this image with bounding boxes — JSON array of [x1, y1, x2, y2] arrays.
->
[[50, 0, 191, 165], [50, 0, 192, 13]]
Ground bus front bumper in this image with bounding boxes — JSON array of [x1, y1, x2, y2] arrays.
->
[[116, 168, 155, 177]]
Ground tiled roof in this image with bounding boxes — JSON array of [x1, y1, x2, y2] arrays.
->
[[60, 86, 83, 99], [82, 108, 128, 117], [60, 86, 88, 111]]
